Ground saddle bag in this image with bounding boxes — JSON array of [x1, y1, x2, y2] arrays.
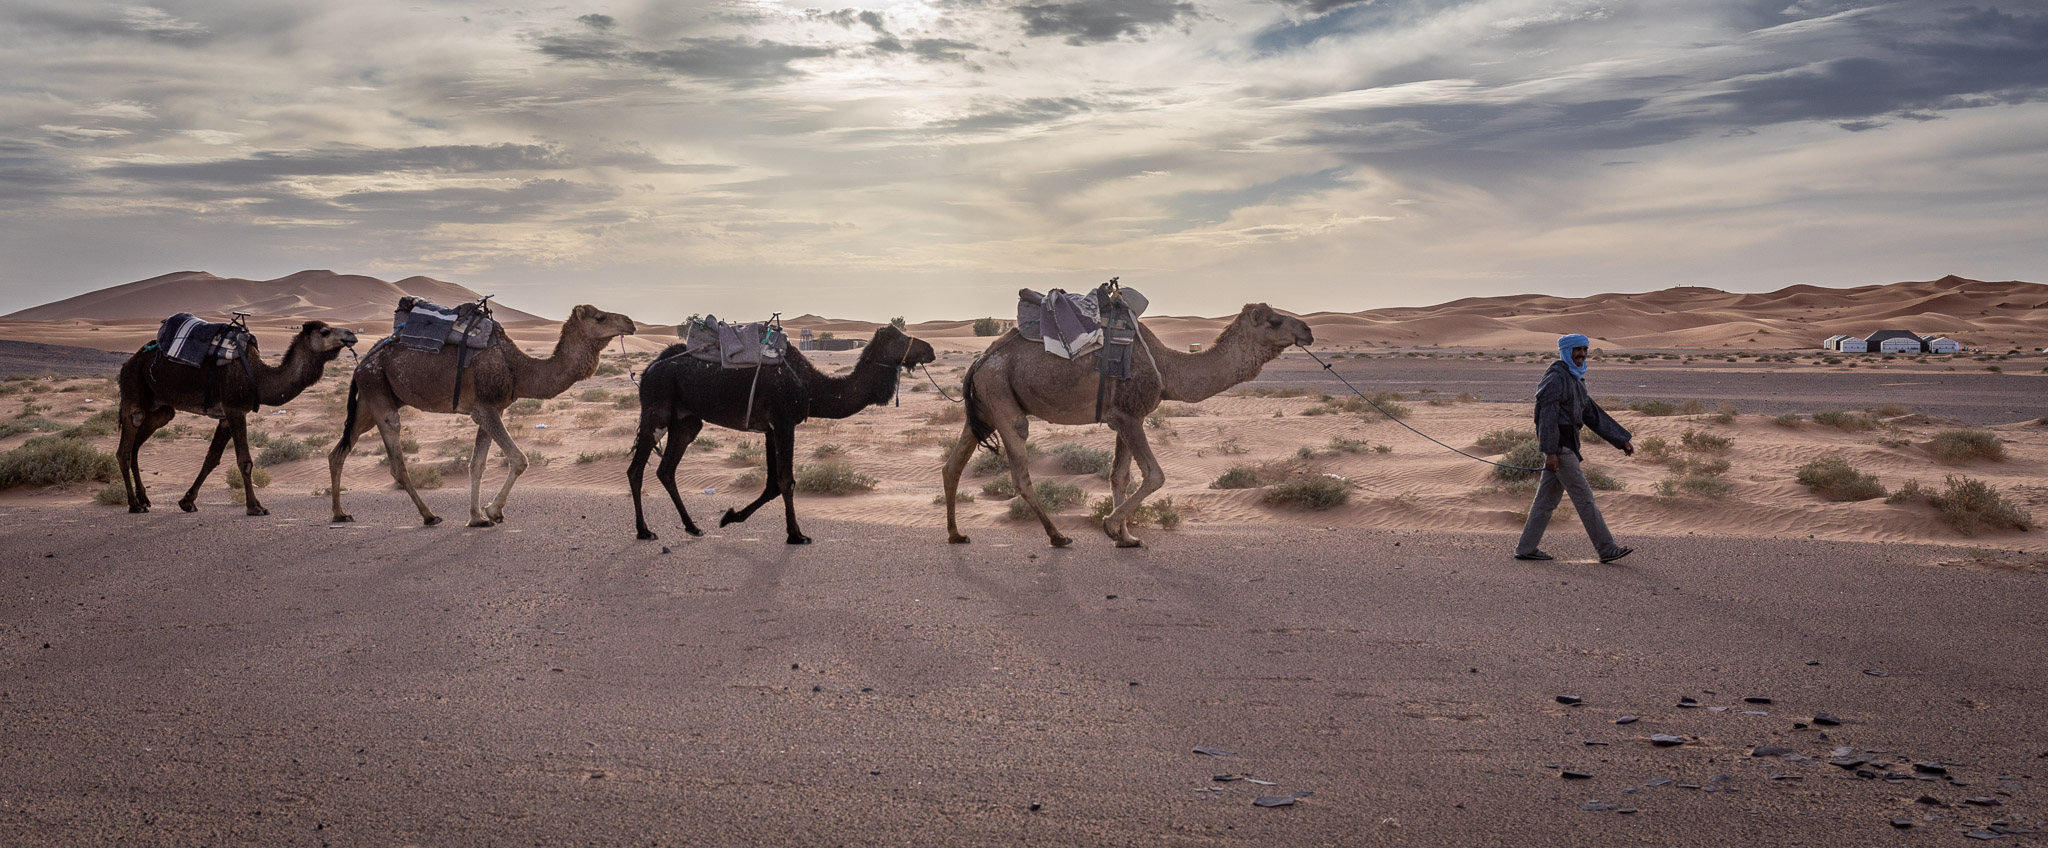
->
[[157, 313, 249, 367], [393, 296, 496, 353]]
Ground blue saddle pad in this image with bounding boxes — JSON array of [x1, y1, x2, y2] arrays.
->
[[156, 313, 247, 367]]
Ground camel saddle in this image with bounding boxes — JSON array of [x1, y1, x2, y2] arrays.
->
[[392, 297, 497, 353], [1015, 281, 1148, 377], [681, 315, 788, 369], [155, 313, 251, 367]]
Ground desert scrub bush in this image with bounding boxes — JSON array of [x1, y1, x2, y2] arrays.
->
[[925, 405, 966, 426], [1707, 403, 1738, 425], [0, 415, 64, 438], [1655, 473, 1732, 498], [1583, 465, 1624, 491], [933, 490, 976, 505], [1262, 475, 1351, 511], [694, 435, 723, 450], [1005, 480, 1086, 519], [1930, 430, 2004, 464], [1928, 475, 2034, 535], [1052, 442, 1113, 476], [1872, 404, 1911, 417], [1629, 400, 1677, 416], [1795, 456, 1887, 501], [0, 436, 117, 489], [93, 479, 127, 505], [507, 398, 545, 416], [1637, 436, 1674, 463], [579, 387, 611, 402], [576, 448, 630, 464], [1477, 429, 1536, 454], [795, 461, 878, 494], [256, 435, 312, 466], [1212, 465, 1263, 490], [1238, 387, 1306, 398], [1773, 413, 1804, 428], [813, 443, 845, 459], [407, 466, 444, 490], [1666, 455, 1731, 477], [981, 474, 1019, 499], [1680, 429, 1733, 453], [63, 407, 119, 438], [1493, 441, 1544, 482], [1088, 495, 1182, 529], [1886, 478, 1922, 504], [727, 440, 764, 467], [733, 468, 764, 489], [1812, 410, 1876, 431], [613, 394, 640, 410], [1324, 436, 1376, 455], [222, 465, 275, 503], [572, 409, 607, 428], [594, 362, 627, 377]]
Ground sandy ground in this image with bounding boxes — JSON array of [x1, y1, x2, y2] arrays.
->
[[2, 327, 2045, 844], [3, 505, 2044, 846]]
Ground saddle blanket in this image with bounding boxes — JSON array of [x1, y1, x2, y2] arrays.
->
[[156, 313, 249, 367], [682, 315, 788, 368], [1016, 283, 1148, 363], [393, 297, 496, 353]]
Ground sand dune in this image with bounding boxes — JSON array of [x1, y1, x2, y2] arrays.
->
[[2, 270, 545, 324]]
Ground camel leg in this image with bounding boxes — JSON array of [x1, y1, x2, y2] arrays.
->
[[178, 419, 233, 512], [992, 419, 1069, 548], [768, 426, 810, 545], [375, 412, 441, 526], [627, 412, 662, 539], [720, 429, 786, 530], [940, 423, 979, 544], [468, 425, 494, 528], [655, 419, 705, 538], [1109, 435, 1135, 512], [1101, 420, 1166, 548], [473, 408, 524, 525], [227, 414, 268, 516], [328, 397, 381, 523], [118, 405, 171, 513]]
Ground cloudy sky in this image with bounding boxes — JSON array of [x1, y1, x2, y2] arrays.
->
[[1, 0, 2043, 321]]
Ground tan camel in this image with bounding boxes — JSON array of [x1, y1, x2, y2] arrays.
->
[[327, 304, 637, 527], [942, 303, 1313, 548]]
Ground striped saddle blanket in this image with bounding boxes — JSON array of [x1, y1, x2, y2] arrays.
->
[[393, 297, 497, 353], [156, 313, 250, 367]]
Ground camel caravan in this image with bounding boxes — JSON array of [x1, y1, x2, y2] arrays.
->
[[117, 281, 1309, 548]]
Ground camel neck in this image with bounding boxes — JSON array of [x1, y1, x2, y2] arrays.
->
[[1140, 319, 1280, 402], [803, 353, 901, 419], [253, 335, 327, 406], [506, 324, 604, 399]]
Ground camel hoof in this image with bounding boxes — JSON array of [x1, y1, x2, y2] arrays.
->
[[332, 514, 355, 523], [468, 517, 495, 528], [423, 515, 443, 527], [246, 507, 269, 517], [129, 505, 147, 514], [718, 509, 742, 528], [1116, 538, 1144, 549], [638, 529, 659, 541], [949, 535, 971, 544], [178, 501, 197, 513], [787, 534, 812, 545], [1049, 535, 1073, 548], [684, 526, 705, 537]]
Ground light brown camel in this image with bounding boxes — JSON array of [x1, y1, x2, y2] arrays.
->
[[942, 303, 1313, 548], [327, 304, 637, 527], [116, 321, 358, 515]]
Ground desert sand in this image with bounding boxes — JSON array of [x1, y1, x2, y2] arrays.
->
[[1, 271, 2044, 844]]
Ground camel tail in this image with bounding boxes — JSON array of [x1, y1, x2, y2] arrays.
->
[[961, 355, 1001, 456], [336, 378, 363, 453]]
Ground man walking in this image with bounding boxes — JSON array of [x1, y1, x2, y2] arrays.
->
[[1515, 333, 1635, 564]]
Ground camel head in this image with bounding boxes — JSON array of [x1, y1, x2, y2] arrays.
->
[[865, 324, 937, 373], [566, 305, 639, 341], [298, 321, 359, 357], [1239, 303, 1313, 350]]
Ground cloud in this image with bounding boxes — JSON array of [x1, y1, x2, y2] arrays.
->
[[116, 5, 209, 39], [537, 31, 835, 84], [932, 97, 1097, 132], [1015, 0, 1201, 45], [102, 144, 577, 184]]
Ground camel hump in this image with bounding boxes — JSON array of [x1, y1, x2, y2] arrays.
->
[[393, 298, 497, 353], [156, 312, 249, 366]]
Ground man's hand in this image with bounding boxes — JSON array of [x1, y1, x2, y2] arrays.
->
[[1544, 453, 1561, 472], [1620, 440, 1635, 456]]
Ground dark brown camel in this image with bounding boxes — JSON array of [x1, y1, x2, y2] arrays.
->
[[942, 303, 1313, 547], [328, 304, 638, 527], [116, 321, 359, 515], [629, 324, 936, 543]]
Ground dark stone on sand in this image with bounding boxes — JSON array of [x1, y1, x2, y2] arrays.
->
[[1813, 713, 1842, 726], [1584, 740, 1608, 746], [1616, 716, 1638, 725], [1213, 774, 1240, 782], [1651, 734, 1685, 746], [1254, 796, 1295, 807], [1744, 696, 1772, 704], [1580, 802, 1618, 812], [1965, 797, 2002, 806], [1891, 818, 1914, 829], [1645, 777, 1674, 787], [1193, 747, 1235, 757], [1864, 669, 1889, 677], [1677, 697, 1699, 708], [1556, 695, 1583, 705], [1562, 771, 1593, 780], [1914, 762, 1948, 775], [1856, 769, 1877, 779], [1966, 831, 2004, 841], [1915, 795, 1944, 806]]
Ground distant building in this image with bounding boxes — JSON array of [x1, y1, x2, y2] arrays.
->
[[1925, 336, 1962, 354], [1824, 334, 1868, 353], [1865, 329, 1926, 354]]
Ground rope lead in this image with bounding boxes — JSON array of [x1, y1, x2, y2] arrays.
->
[[1295, 345, 1543, 473]]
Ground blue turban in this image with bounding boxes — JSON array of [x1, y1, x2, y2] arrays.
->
[[1558, 333, 1590, 379]]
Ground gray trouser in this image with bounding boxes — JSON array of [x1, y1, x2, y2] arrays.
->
[[1516, 451, 1623, 558]]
